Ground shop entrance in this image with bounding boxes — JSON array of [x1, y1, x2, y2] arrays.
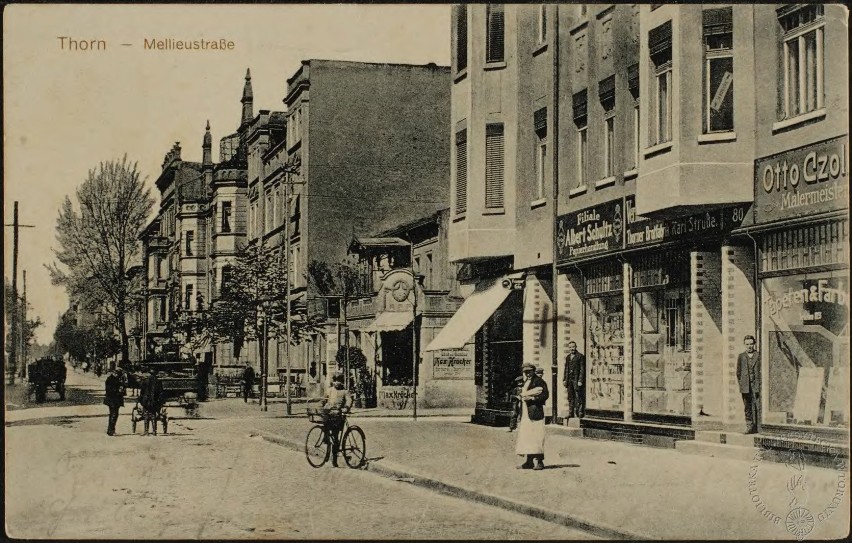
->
[[480, 289, 524, 412], [380, 328, 414, 386]]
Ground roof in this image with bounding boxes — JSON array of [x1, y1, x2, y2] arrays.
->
[[349, 236, 411, 253]]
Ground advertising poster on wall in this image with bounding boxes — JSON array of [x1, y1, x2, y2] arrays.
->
[[432, 346, 474, 380]]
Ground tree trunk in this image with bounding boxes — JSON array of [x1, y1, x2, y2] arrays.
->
[[117, 306, 130, 366]]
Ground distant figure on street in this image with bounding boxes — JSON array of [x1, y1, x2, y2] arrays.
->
[[737, 335, 761, 434], [515, 363, 549, 470], [507, 374, 525, 432], [103, 368, 125, 436], [320, 373, 353, 467], [242, 363, 256, 403], [140, 369, 164, 435], [563, 341, 586, 419]]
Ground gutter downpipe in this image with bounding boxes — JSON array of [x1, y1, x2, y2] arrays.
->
[[550, 4, 561, 423]]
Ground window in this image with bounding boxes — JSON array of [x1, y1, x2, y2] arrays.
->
[[273, 188, 281, 228], [291, 194, 301, 236], [573, 90, 588, 187], [156, 256, 165, 279], [221, 201, 232, 233], [628, 63, 640, 168], [425, 252, 434, 290], [538, 5, 547, 44], [455, 4, 468, 72], [265, 192, 273, 233], [486, 4, 505, 63], [703, 8, 734, 133], [185, 230, 194, 256], [185, 284, 194, 312], [599, 76, 616, 178], [158, 298, 166, 322], [534, 107, 548, 199], [778, 4, 824, 119], [649, 21, 673, 145], [455, 129, 468, 215], [485, 123, 505, 208]]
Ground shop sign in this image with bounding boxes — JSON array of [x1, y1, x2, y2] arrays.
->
[[624, 195, 749, 248], [556, 199, 624, 263], [378, 386, 414, 409], [755, 135, 849, 224], [432, 346, 474, 380]]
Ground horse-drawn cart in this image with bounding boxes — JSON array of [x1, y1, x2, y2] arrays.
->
[[28, 357, 67, 403]]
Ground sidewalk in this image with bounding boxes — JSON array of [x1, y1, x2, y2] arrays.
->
[[249, 418, 850, 540]]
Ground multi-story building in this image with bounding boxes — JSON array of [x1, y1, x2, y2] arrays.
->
[[243, 60, 451, 393], [140, 71, 252, 368], [438, 4, 848, 455], [346, 208, 472, 408]]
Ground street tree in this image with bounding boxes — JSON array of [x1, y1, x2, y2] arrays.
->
[[47, 156, 154, 366], [194, 240, 321, 367], [4, 277, 44, 363]]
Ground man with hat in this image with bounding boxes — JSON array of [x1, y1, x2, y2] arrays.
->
[[320, 372, 353, 467], [515, 363, 549, 470], [103, 367, 125, 436]]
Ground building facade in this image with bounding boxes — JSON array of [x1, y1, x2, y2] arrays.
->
[[440, 3, 848, 452], [242, 60, 452, 395], [346, 208, 473, 409]]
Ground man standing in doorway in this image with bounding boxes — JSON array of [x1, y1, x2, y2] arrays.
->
[[563, 341, 586, 419], [737, 334, 761, 434]]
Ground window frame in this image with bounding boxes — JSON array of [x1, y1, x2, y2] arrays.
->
[[454, 128, 468, 216], [632, 99, 641, 168], [221, 201, 233, 233], [484, 123, 506, 209], [780, 9, 825, 120], [604, 113, 616, 179], [486, 4, 505, 64], [651, 61, 673, 146], [577, 124, 588, 187], [702, 10, 735, 134], [536, 136, 548, 200], [537, 4, 547, 45], [185, 283, 194, 313], [185, 230, 194, 256], [455, 4, 468, 73]]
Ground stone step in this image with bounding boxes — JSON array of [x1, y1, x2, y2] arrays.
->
[[694, 431, 757, 447], [675, 439, 759, 462]]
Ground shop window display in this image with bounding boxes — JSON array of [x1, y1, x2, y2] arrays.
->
[[632, 287, 691, 416], [762, 272, 849, 428], [586, 295, 625, 411]]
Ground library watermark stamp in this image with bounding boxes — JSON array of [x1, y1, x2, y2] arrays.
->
[[748, 430, 848, 540]]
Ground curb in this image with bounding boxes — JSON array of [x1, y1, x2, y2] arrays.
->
[[250, 429, 648, 541]]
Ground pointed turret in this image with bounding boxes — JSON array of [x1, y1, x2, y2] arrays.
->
[[202, 120, 212, 167], [241, 68, 253, 126]]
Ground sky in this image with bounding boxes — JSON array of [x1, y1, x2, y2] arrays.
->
[[3, 3, 451, 345]]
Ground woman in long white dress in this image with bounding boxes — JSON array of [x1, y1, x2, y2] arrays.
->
[[515, 363, 549, 470]]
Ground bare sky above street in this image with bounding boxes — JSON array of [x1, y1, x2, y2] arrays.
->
[[3, 4, 450, 344]]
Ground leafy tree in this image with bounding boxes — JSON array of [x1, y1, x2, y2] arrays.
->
[[4, 277, 44, 362], [47, 156, 154, 365], [193, 240, 321, 365], [52, 308, 120, 364]]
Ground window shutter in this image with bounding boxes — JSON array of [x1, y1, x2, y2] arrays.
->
[[485, 124, 505, 209], [628, 63, 640, 96], [702, 7, 732, 36], [599, 75, 616, 107], [572, 90, 588, 123], [648, 21, 672, 56], [455, 129, 468, 215], [534, 107, 548, 136], [456, 5, 468, 71], [486, 4, 505, 63]]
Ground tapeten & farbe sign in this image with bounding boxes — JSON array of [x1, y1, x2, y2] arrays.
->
[[755, 135, 848, 224]]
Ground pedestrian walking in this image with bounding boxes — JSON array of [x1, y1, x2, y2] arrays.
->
[[242, 362, 255, 403], [515, 363, 549, 470], [563, 341, 586, 419], [737, 334, 761, 434], [507, 374, 524, 432], [140, 369, 164, 435], [103, 368, 125, 436]]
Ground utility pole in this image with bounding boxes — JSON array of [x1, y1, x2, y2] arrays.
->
[[21, 270, 27, 379], [5, 202, 35, 385], [411, 242, 418, 421], [284, 171, 293, 415], [260, 311, 268, 412]]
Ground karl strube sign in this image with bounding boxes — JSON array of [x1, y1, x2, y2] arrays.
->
[[755, 135, 848, 224]]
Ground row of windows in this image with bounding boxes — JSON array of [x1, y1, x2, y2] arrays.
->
[[249, 192, 301, 239]]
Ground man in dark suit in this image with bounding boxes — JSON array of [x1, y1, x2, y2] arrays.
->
[[563, 341, 586, 419], [140, 369, 165, 435], [737, 334, 761, 434], [242, 363, 256, 403], [103, 369, 125, 436]]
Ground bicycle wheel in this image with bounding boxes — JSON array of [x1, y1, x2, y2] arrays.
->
[[341, 426, 366, 468], [305, 425, 330, 468]]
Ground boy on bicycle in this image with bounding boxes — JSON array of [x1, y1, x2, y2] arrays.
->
[[320, 372, 353, 467]]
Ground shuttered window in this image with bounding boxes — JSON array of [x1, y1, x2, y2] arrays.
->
[[486, 4, 505, 63], [485, 124, 505, 209], [455, 129, 468, 215], [456, 5, 468, 72]]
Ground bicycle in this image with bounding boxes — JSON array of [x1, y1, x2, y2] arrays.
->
[[305, 407, 366, 468]]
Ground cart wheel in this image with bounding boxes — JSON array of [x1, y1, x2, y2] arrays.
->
[[341, 426, 367, 468], [305, 425, 330, 468]]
